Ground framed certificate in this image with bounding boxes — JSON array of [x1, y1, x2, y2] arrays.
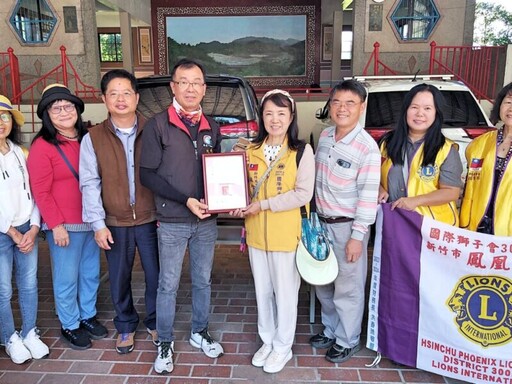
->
[[202, 152, 249, 213]]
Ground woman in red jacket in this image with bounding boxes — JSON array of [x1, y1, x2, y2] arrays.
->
[[27, 84, 107, 350]]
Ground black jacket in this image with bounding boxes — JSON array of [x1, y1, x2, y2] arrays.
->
[[140, 107, 221, 222]]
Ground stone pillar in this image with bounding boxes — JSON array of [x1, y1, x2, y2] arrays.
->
[[80, 0, 101, 88], [119, 11, 134, 73], [331, 10, 343, 84]]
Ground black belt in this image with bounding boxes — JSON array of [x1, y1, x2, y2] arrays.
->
[[318, 215, 354, 224]]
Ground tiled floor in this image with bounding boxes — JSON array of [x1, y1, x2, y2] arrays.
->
[[1, 240, 466, 383]]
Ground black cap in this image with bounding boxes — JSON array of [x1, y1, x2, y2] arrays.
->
[[37, 84, 85, 119]]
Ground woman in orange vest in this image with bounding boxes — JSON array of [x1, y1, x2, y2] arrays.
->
[[460, 82, 512, 236], [378, 83, 463, 226]]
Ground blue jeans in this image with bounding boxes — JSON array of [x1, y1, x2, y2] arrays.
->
[[0, 221, 38, 344], [46, 230, 100, 330], [106, 222, 159, 333], [156, 219, 217, 342]]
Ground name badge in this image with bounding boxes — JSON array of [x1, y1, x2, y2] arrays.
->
[[336, 159, 351, 168]]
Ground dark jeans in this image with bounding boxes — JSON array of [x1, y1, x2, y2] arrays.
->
[[105, 222, 159, 333]]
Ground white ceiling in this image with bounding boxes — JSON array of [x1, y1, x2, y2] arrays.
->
[[95, 0, 150, 27], [96, 11, 149, 28]]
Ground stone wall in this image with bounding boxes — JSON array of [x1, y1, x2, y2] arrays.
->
[[352, 0, 476, 76]]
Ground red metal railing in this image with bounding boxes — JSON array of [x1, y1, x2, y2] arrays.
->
[[362, 43, 398, 76], [9, 46, 101, 132], [429, 41, 506, 101], [13, 46, 101, 102], [0, 48, 21, 103]]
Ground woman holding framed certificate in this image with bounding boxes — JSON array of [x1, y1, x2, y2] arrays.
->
[[231, 89, 315, 373]]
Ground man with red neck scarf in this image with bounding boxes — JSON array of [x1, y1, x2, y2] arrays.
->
[[140, 58, 223, 375]]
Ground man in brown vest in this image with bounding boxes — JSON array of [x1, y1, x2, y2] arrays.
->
[[80, 69, 159, 354]]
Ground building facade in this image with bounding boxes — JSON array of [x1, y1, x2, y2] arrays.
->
[[1, 0, 477, 93]]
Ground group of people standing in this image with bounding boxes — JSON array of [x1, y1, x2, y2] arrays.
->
[[1, 57, 511, 376], [233, 80, 381, 373], [0, 59, 225, 371]]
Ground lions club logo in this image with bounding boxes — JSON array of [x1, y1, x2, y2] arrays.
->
[[447, 275, 512, 347], [203, 135, 213, 147], [417, 164, 438, 182]]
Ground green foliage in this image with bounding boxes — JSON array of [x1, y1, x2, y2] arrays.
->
[[474, 2, 512, 46], [99, 33, 123, 62], [168, 37, 305, 77]]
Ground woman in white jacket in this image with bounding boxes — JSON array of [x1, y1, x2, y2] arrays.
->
[[0, 95, 49, 364]]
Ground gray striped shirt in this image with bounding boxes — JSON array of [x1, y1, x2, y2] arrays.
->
[[315, 124, 381, 240]]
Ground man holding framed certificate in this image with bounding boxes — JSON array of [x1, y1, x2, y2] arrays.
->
[[139, 59, 223, 375], [202, 152, 249, 213]]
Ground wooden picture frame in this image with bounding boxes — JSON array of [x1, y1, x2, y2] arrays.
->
[[138, 27, 152, 63], [202, 152, 249, 213], [322, 25, 333, 61], [156, 6, 316, 87]]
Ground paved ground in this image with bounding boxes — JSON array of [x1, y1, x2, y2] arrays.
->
[[0, 240, 468, 384]]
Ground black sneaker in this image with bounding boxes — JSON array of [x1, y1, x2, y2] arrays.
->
[[309, 332, 336, 349], [325, 343, 361, 363], [61, 327, 92, 350], [80, 316, 108, 340]]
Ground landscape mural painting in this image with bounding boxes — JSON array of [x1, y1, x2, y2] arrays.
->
[[156, 6, 316, 86], [166, 15, 306, 78]]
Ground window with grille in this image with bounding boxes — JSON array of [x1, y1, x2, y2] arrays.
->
[[341, 30, 353, 60], [390, 0, 440, 41], [98, 33, 123, 62], [9, 0, 57, 44]]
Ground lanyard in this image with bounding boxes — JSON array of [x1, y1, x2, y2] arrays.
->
[[251, 146, 287, 201]]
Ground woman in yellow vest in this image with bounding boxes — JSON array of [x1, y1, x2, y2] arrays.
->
[[231, 89, 315, 373], [378, 83, 463, 226], [460, 82, 512, 236]]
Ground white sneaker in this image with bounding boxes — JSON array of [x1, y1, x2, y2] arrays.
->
[[23, 328, 50, 359], [189, 328, 224, 358], [154, 341, 174, 374], [5, 332, 32, 364], [263, 350, 293, 373], [252, 344, 272, 367]]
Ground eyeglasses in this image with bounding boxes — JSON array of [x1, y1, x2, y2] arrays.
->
[[49, 104, 76, 114], [0, 113, 12, 123], [330, 100, 361, 109], [106, 91, 136, 100], [172, 80, 205, 90]]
